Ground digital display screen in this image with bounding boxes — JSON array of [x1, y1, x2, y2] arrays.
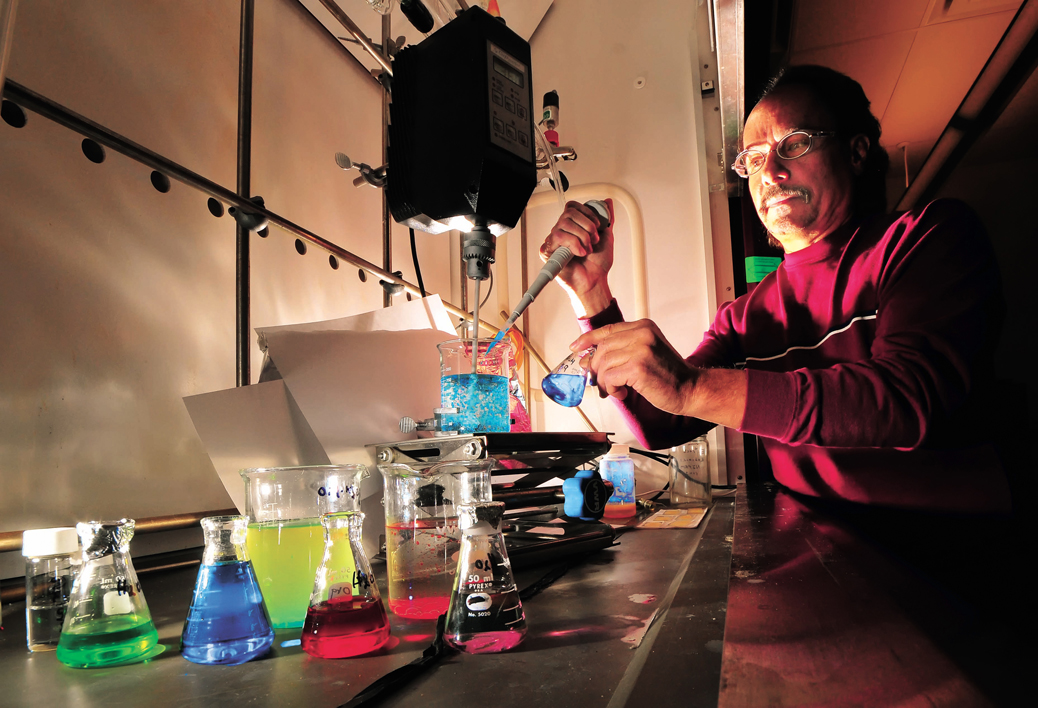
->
[[493, 56, 524, 88]]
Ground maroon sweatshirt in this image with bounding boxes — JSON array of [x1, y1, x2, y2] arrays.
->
[[582, 199, 1011, 513]]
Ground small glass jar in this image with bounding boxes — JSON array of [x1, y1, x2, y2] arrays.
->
[[670, 436, 712, 508], [22, 527, 80, 652]]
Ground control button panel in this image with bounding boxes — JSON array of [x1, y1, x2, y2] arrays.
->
[[487, 42, 532, 162]]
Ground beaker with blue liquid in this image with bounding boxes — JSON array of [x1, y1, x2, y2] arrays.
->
[[438, 338, 511, 433], [180, 515, 274, 665]]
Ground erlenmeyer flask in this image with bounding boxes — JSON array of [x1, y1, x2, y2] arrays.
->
[[56, 519, 161, 668], [444, 501, 526, 654], [181, 515, 275, 665], [542, 346, 596, 407], [301, 511, 390, 658]]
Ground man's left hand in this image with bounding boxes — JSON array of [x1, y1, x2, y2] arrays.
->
[[570, 320, 696, 415]]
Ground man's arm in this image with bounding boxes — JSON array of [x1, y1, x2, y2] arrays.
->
[[575, 300, 732, 450]]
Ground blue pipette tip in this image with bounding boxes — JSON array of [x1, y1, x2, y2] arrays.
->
[[487, 329, 508, 352]]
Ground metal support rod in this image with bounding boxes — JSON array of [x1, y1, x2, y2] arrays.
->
[[317, 0, 393, 77], [381, 11, 392, 308], [0, 80, 499, 331], [0, 508, 239, 554], [520, 214, 531, 411], [236, 0, 254, 387], [294, 0, 382, 89]]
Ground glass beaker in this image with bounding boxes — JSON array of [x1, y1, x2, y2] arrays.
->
[[56, 519, 161, 668], [378, 460, 493, 619], [444, 501, 526, 654], [240, 464, 368, 629], [181, 515, 274, 665], [542, 347, 596, 407], [438, 338, 511, 433], [301, 511, 390, 658], [670, 437, 712, 508]]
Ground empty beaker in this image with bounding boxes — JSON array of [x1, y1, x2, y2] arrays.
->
[[444, 501, 526, 654], [181, 515, 274, 665], [670, 437, 712, 508], [56, 519, 161, 668], [542, 347, 596, 407], [438, 338, 511, 433], [378, 460, 493, 619], [241, 464, 368, 629], [301, 511, 390, 658]]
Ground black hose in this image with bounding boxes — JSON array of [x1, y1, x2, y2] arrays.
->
[[409, 227, 427, 297]]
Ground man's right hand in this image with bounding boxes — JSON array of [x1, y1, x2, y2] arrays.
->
[[539, 198, 615, 317]]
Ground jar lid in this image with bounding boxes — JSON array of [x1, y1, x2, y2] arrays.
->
[[22, 527, 79, 557], [608, 443, 630, 456]]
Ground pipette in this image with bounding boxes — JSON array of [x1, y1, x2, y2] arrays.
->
[[489, 200, 610, 351]]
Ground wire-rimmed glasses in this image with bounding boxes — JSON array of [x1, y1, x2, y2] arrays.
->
[[732, 130, 836, 178]]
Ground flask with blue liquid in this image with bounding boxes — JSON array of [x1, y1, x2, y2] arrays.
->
[[542, 346, 596, 407], [180, 515, 274, 665]]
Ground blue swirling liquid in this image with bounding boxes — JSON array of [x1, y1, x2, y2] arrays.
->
[[541, 373, 587, 407], [180, 561, 275, 665], [441, 374, 510, 432]]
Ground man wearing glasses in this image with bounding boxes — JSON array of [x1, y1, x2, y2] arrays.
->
[[542, 65, 1011, 516]]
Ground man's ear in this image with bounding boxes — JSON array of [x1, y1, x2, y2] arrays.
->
[[849, 134, 870, 175]]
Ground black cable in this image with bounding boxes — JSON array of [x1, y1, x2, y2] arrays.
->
[[629, 447, 672, 465], [409, 227, 427, 297], [479, 269, 494, 307], [337, 555, 591, 707], [337, 613, 454, 708]]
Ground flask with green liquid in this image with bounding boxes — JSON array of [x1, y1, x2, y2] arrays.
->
[[56, 519, 161, 668]]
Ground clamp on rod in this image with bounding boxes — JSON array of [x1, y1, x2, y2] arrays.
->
[[317, 0, 393, 77]]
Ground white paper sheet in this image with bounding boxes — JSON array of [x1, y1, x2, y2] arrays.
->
[[185, 297, 459, 506], [183, 380, 330, 514]]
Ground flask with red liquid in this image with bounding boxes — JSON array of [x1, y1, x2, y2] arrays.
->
[[300, 511, 390, 658]]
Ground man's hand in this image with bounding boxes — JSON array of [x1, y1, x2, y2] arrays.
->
[[570, 320, 748, 429], [539, 199, 615, 317]]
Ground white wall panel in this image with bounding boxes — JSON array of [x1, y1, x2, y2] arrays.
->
[[0, 0, 404, 556]]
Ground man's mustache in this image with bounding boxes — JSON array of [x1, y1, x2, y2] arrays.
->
[[759, 186, 810, 207]]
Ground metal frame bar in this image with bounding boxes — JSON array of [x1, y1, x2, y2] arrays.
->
[[896, 0, 1038, 209], [236, 0, 254, 387]]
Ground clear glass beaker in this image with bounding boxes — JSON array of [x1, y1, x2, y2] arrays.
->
[[670, 437, 712, 508], [56, 519, 161, 668], [444, 501, 526, 653], [301, 511, 390, 658], [240, 464, 368, 629], [438, 338, 511, 433], [378, 460, 494, 619], [181, 515, 274, 665], [542, 347, 596, 407]]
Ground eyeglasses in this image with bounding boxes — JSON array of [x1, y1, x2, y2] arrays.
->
[[732, 130, 836, 178]]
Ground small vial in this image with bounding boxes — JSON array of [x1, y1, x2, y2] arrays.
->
[[600, 444, 636, 518], [444, 501, 526, 654], [22, 527, 80, 652]]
